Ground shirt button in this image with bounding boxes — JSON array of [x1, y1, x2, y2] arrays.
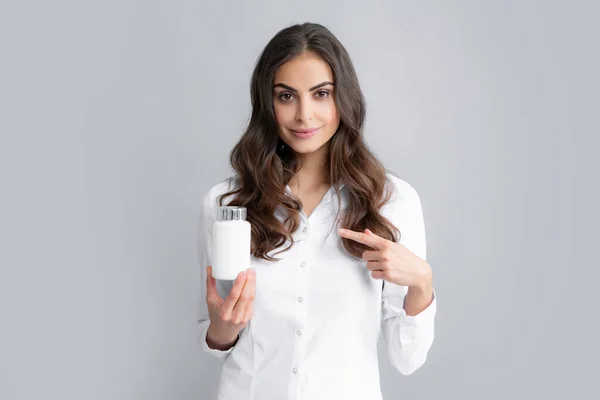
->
[[300, 261, 306, 268], [298, 296, 304, 303], [302, 227, 308, 233], [292, 367, 298, 374], [296, 329, 302, 336]]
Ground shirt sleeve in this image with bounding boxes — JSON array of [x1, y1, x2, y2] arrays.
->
[[380, 181, 437, 375], [196, 187, 236, 358]]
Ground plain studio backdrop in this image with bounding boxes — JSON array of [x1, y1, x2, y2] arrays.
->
[[1, 1, 598, 399]]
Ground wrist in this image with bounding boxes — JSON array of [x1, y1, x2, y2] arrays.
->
[[206, 325, 239, 351], [413, 261, 433, 293], [407, 283, 433, 302], [405, 266, 434, 316]]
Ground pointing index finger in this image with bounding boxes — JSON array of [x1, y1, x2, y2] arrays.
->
[[338, 228, 385, 250]]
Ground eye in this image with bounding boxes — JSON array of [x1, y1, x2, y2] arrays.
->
[[315, 90, 330, 98], [278, 92, 294, 102]]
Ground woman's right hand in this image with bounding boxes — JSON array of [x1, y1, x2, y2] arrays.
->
[[205, 265, 256, 350]]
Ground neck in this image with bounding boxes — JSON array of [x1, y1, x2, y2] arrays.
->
[[289, 144, 330, 190]]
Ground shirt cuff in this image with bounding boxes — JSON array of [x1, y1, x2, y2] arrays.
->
[[400, 289, 437, 327], [197, 319, 236, 358]]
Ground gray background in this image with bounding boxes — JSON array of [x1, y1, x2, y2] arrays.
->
[[1, 0, 598, 399]]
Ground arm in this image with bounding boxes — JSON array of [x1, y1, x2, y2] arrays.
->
[[196, 188, 238, 358], [381, 183, 436, 375]]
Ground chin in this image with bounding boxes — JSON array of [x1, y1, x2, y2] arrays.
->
[[288, 145, 320, 155], [286, 138, 326, 154]]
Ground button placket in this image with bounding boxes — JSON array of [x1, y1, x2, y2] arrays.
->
[[289, 239, 309, 396], [299, 211, 310, 238]]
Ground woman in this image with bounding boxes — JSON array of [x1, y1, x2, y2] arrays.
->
[[196, 22, 436, 400]]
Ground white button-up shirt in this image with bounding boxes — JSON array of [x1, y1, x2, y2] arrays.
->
[[197, 172, 436, 400]]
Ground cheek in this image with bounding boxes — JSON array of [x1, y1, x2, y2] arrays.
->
[[319, 99, 338, 123], [274, 104, 293, 126], [320, 101, 340, 125]]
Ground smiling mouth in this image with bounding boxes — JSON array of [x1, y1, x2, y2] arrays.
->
[[291, 127, 320, 134]]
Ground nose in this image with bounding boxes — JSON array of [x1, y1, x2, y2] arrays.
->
[[295, 97, 313, 123]]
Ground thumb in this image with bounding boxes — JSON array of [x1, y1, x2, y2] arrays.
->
[[365, 228, 373, 235], [205, 266, 222, 302]]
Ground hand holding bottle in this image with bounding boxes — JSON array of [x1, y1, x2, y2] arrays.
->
[[205, 265, 256, 350]]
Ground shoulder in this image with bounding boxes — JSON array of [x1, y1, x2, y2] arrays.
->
[[384, 170, 421, 206], [201, 176, 239, 211], [383, 171, 427, 257], [381, 171, 425, 226]]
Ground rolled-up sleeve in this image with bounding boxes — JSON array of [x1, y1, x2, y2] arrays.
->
[[381, 181, 436, 375]]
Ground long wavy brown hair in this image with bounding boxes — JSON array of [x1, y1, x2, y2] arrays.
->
[[218, 22, 400, 261]]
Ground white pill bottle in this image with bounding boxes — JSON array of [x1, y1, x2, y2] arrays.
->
[[211, 206, 251, 280]]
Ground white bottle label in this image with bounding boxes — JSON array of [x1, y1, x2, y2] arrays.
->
[[211, 220, 251, 280]]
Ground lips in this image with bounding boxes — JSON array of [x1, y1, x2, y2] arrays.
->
[[291, 127, 320, 134], [290, 127, 320, 139], [291, 128, 319, 139]]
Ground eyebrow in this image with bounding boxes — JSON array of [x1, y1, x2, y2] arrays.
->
[[273, 81, 335, 92]]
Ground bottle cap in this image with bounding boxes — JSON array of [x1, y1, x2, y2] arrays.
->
[[216, 206, 247, 221]]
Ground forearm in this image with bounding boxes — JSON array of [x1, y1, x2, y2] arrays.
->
[[403, 269, 434, 316], [404, 286, 433, 316]]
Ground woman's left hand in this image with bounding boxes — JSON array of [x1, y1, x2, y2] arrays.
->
[[338, 228, 432, 290]]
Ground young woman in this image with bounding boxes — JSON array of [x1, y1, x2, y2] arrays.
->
[[197, 22, 436, 400]]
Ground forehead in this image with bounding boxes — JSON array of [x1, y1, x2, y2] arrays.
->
[[274, 51, 334, 89]]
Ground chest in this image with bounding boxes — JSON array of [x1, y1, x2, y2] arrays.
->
[[293, 186, 331, 219], [248, 213, 383, 329]]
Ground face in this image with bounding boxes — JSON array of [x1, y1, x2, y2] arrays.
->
[[273, 51, 340, 157]]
